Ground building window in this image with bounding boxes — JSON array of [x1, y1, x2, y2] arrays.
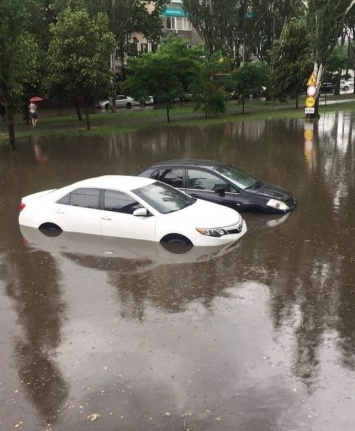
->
[[140, 43, 148, 52], [177, 17, 192, 31], [166, 17, 176, 30], [166, 16, 192, 31]]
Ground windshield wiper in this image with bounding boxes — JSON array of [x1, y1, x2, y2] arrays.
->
[[252, 180, 262, 188]]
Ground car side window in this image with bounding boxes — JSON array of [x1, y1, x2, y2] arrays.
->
[[187, 169, 228, 191], [156, 168, 184, 188], [57, 188, 100, 209], [104, 190, 142, 214]]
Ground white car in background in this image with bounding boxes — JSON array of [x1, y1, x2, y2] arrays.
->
[[19, 175, 247, 247], [340, 79, 354, 91], [95, 95, 154, 109]]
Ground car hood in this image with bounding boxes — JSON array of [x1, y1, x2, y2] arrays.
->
[[166, 198, 242, 227], [247, 183, 293, 202]]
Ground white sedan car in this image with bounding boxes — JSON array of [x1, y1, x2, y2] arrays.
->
[[19, 176, 247, 247], [95, 95, 154, 109]]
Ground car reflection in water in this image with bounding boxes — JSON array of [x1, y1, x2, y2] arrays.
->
[[242, 212, 290, 231], [20, 226, 244, 274]]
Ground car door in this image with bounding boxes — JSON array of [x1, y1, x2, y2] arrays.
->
[[115, 95, 126, 108], [53, 188, 102, 235], [100, 189, 156, 241], [185, 168, 245, 211]]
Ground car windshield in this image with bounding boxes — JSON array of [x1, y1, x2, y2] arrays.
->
[[216, 165, 257, 189], [133, 181, 196, 214]]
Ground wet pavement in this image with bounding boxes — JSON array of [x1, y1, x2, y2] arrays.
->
[[1, 111, 355, 430]]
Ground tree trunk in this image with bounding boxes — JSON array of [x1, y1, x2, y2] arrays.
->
[[75, 98, 83, 121], [295, 91, 299, 109], [22, 100, 30, 125], [166, 104, 170, 123], [84, 96, 90, 130], [4, 94, 16, 150]]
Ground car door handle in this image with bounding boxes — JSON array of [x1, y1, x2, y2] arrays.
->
[[55, 209, 65, 214], [101, 216, 112, 221]]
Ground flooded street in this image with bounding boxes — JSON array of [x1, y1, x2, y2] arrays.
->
[[1, 112, 355, 430]]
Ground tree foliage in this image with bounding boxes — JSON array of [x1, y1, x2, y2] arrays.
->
[[0, 0, 38, 149], [190, 54, 230, 117], [306, 0, 355, 116], [122, 37, 203, 122], [230, 62, 269, 113], [183, 0, 305, 63], [46, 0, 115, 129], [270, 18, 313, 107]]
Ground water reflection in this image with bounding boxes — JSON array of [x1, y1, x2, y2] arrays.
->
[[2, 246, 68, 426], [1, 111, 355, 429], [20, 226, 243, 271]]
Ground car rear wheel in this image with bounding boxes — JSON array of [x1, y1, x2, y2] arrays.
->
[[104, 103, 110, 110], [39, 223, 63, 237], [126, 102, 132, 108]]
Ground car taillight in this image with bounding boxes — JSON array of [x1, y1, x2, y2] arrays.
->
[[19, 203, 26, 212]]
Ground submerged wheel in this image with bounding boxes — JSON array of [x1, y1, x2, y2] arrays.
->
[[161, 234, 192, 245], [39, 223, 63, 237], [161, 234, 193, 254]]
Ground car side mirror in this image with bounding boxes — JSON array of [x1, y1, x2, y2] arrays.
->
[[214, 184, 226, 196], [133, 208, 149, 217]]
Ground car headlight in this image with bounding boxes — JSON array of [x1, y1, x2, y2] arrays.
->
[[266, 199, 289, 211], [196, 228, 227, 237]]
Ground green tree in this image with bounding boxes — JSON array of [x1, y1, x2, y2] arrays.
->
[[190, 53, 230, 117], [0, 0, 38, 150], [122, 37, 203, 122], [326, 45, 348, 94], [84, 0, 168, 111], [306, 0, 355, 117], [183, 0, 305, 63], [230, 62, 269, 113], [46, 0, 115, 130], [270, 18, 313, 108]]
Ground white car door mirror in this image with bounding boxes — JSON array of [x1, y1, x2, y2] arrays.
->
[[133, 208, 149, 217]]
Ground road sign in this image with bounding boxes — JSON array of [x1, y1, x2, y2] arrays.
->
[[305, 97, 315, 108], [307, 85, 316, 97], [307, 73, 317, 86], [305, 107, 315, 114]]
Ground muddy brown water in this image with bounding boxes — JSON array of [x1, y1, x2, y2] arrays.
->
[[0, 112, 355, 430]]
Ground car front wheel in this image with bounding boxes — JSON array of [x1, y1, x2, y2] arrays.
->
[[161, 234, 192, 245]]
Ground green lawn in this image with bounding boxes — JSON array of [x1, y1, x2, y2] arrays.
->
[[1, 95, 355, 144]]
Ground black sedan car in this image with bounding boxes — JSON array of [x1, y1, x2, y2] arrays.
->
[[137, 159, 297, 214]]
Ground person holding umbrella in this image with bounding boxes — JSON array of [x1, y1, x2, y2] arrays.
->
[[29, 96, 43, 128]]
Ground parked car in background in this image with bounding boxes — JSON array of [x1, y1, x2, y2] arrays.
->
[[320, 82, 334, 94], [95, 95, 154, 109], [138, 159, 297, 214], [19, 175, 247, 246], [340, 79, 354, 91]]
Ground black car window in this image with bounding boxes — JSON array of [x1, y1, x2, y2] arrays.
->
[[104, 190, 142, 214], [57, 188, 100, 209], [187, 169, 227, 191], [156, 168, 184, 188]]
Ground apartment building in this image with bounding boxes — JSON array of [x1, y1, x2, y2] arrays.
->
[[133, 1, 202, 55]]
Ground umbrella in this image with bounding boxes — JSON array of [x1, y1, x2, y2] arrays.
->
[[29, 96, 44, 102]]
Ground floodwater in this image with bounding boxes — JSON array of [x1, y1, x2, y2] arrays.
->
[[1, 111, 355, 431]]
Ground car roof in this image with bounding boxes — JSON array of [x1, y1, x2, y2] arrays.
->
[[147, 159, 227, 170], [68, 175, 155, 191]]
